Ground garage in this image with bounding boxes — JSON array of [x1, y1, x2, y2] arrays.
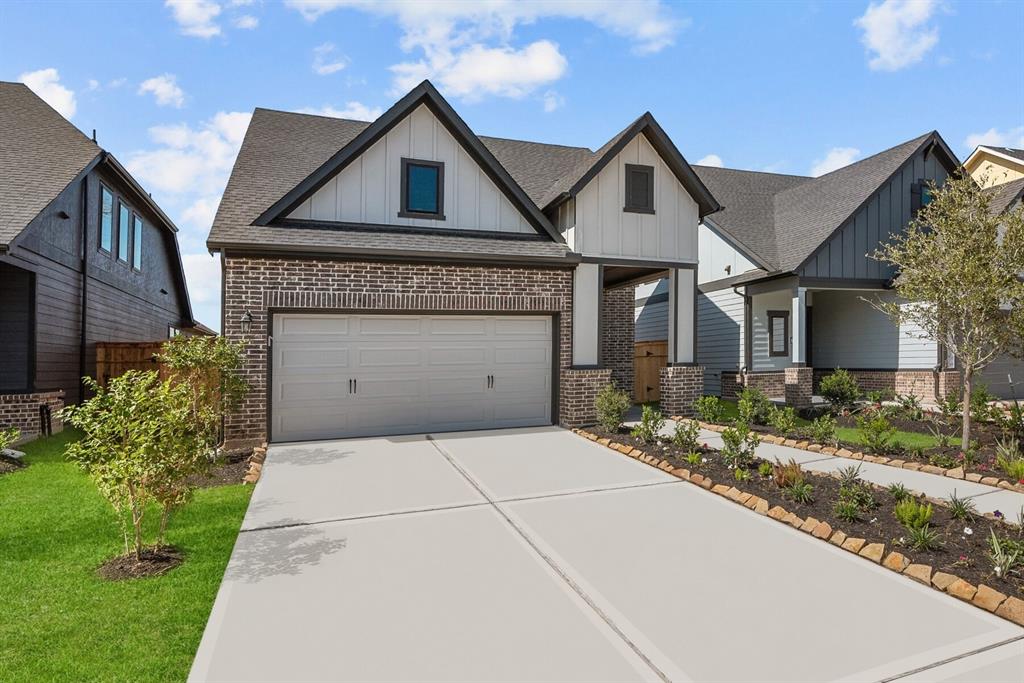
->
[[270, 313, 554, 442]]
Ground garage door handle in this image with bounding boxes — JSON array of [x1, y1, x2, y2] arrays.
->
[[353, 378, 357, 394]]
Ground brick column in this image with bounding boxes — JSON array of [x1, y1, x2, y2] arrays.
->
[[0, 390, 65, 439], [560, 368, 613, 428], [659, 365, 703, 417], [600, 285, 635, 395], [784, 367, 813, 409], [937, 370, 961, 402]]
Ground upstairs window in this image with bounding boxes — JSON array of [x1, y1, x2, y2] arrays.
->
[[99, 186, 114, 252], [624, 164, 655, 214], [117, 202, 131, 262], [911, 181, 933, 215], [768, 310, 789, 357], [132, 215, 143, 271], [400, 158, 444, 219]]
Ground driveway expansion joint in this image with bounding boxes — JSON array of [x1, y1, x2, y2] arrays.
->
[[880, 633, 1024, 681]]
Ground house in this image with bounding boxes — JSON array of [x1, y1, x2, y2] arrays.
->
[[208, 80, 719, 444], [964, 145, 1024, 189], [636, 131, 966, 405], [0, 82, 195, 439]]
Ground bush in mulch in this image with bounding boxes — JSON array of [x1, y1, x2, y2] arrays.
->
[[589, 422, 1024, 599], [185, 448, 253, 489], [97, 546, 184, 581], [0, 453, 25, 476]]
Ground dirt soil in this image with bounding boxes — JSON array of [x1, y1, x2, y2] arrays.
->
[[187, 448, 252, 488], [592, 425, 1024, 598], [97, 546, 184, 580], [0, 454, 25, 476]]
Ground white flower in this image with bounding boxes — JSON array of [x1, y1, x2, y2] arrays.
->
[[870, 517, 877, 523], [898, 537, 905, 544], [963, 527, 973, 536], [701, 457, 708, 464]]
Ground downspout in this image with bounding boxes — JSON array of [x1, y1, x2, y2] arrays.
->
[[78, 167, 91, 403], [734, 286, 752, 373]]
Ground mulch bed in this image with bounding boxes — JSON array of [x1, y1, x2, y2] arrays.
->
[[0, 454, 25, 476], [186, 447, 253, 489], [591, 424, 1024, 598], [97, 546, 184, 580]]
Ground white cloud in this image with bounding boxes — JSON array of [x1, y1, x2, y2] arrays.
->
[[139, 74, 186, 108], [181, 196, 221, 228], [108, 77, 127, 89], [542, 90, 564, 112], [312, 43, 349, 75], [233, 14, 258, 29], [965, 127, 1024, 151], [182, 252, 222, 306], [810, 147, 861, 176], [285, 1, 684, 99], [166, 0, 222, 38], [19, 68, 76, 119], [87, 79, 100, 91], [854, 0, 939, 71], [696, 154, 724, 168], [298, 102, 383, 121]]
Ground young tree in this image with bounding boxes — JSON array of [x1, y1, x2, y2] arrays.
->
[[870, 171, 1024, 449]]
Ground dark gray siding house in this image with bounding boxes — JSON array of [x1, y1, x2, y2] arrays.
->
[[0, 82, 195, 438]]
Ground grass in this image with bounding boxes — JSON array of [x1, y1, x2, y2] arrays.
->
[[716, 399, 940, 450], [0, 430, 252, 682]]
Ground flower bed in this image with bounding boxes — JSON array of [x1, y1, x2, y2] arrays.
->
[[577, 421, 1024, 626]]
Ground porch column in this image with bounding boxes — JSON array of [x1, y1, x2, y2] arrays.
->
[[667, 267, 696, 365], [571, 263, 601, 367], [791, 286, 807, 366], [786, 285, 813, 408]]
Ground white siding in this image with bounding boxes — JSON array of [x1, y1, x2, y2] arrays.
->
[[698, 222, 756, 285], [634, 279, 668, 342], [751, 288, 793, 371], [574, 133, 699, 263], [810, 290, 938, 369], [288, 104, 533, 234], [696, 288, 745, 396]]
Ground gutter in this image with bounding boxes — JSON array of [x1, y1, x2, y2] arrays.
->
[[78, 155, 99, 400]]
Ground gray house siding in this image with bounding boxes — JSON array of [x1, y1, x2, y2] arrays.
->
[[799, 147, 949, 279], [696, 288, 745, 396], [634, 279, 669, 342]]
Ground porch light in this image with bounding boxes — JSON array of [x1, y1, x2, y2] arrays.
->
[[240, 310, 253, 335]]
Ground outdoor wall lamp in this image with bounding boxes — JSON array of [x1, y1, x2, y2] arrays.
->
[[240, 310, 253, 335]]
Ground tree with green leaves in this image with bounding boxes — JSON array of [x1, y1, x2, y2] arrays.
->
[[870, 171, 1024, 449]]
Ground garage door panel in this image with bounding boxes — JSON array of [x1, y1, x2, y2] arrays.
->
[[359, 317, 422, 335], [427, 374, 489, 395], [494, 370, 549, 394], [428, 346, 488, 366], [355, 376, 421, 399], [358, 346, 422, 368], [430, 317, 489, 336], [493, 400, 551, 422], [277, 347, 349, 371], [278, 315, 350, 339], [427, 401, 490, 426], [495, 317, 549, 336], [278, 378, 351, 402], [494, 345, 549, 365], [275, 408, 351, 441]]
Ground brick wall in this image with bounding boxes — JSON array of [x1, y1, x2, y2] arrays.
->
[[812, 368, 960, 402], [784, 367, 814, 408], [0, 391, 64, 440], [560, 368, 614, 427], [601, 285, 635, 394], [660, 366, 703, 417], [223, 256, 575, 442], [722, 371, 786, 400]]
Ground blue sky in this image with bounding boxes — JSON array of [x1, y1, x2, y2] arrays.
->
[[2, 0, 1022, 330]]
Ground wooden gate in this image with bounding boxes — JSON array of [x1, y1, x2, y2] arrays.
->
[[95, 342, 168, 387], [634, 340, 668, 403]]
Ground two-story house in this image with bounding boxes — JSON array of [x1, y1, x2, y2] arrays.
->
[[208, 80, 719, 444]]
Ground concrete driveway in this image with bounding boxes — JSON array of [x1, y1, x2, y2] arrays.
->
[[190, 427, 1024, 682]]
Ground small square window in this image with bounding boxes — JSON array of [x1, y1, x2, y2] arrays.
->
[[399, 158, 445, 219], [768, 310, 789, 357], [624, 164, 655, 214]]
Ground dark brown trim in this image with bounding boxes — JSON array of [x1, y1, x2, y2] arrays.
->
[[597, 265, 605, 367], [623, 163, 655, 214], [741, 287, 753, 371], [275, 218, 550, 242], [265, 308, 560, 443], [399, 157, 445, 220], [767, 309, 790, 357], [580, 255, 697, 269], [798, 277, 891, 290]]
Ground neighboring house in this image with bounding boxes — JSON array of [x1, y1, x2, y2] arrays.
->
[[0, 82, 195, 438], [208, 80, 720, 444], [964, 145, 1024, 189], [636, 131, 964, 404]]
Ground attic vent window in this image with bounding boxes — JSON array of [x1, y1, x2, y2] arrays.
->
[[624, 164, 655, 214], [399, 158, 445, 220]]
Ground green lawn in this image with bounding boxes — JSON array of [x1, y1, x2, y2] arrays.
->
[[0, 430, 252, 682], [715, 399, 940, 450]]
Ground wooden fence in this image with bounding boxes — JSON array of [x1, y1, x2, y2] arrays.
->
[[634, 340, 668, 403], [95, 342, 168, 387]]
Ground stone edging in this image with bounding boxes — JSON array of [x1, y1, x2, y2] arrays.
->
[[243, 444, 268, 484], [683, 418, 1024, 495], [573, 427, 1024, 628]]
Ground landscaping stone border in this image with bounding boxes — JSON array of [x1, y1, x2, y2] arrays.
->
[[687, 418, 1024, 494], [243, 444, 268, 484], [573, 427, 1024, 628]]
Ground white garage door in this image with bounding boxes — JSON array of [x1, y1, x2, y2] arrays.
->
[[271, 313, 553, 442]]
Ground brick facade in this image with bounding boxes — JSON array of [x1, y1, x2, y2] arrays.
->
[[600, 285, 635, 394], [223, 256, 576, 442], [784, 367, 814, 408], [0, 391, 64, 440], [659, 365, 703, 417], [560, 368, 614, 427], [722, 371, 786, 400], [812, 368, 961, 402]]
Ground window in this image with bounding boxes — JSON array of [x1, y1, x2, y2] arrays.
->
[[168, 325, 180, 338], [399, 158, 444, 219], [767, 310, 789, 357], [911, 181, 933, 214], [117, 202, 130, 262], [99, 186, 114, 252], [132, 215, 143, 270], [624, 164, 655, 214]]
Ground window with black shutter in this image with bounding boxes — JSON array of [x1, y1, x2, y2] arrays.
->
[[624, 164, 655, 214]]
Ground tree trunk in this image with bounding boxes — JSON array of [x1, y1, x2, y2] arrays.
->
[[961, 368, 972, 452], [157, 506, 170, 549]]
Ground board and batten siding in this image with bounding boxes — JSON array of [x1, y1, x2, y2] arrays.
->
[[287, 104, 533, 234], [634, 279, 669, 342], [810, 290, 937, 370], [698, 222, 757, 285], [696, 288, 745, 395], [750, 288, 792, 372], [574, 133, 699, 262], [799, 147, 949, 279]]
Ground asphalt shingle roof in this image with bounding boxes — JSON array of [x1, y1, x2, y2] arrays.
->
[[986, 177, 1024, 216], [0, 82, 101, 247], [987, 146, 1024, 164]]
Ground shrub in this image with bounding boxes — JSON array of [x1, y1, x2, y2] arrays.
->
[[685, 451, 703, 466], [783, 480, 814, 505], [721, 421, 760, 468], [938, 391, 962, 420], [840, 483, 877, 512], [805, 414, 838, 447], [865, 389, 893, 405], [946, 490, 977, 521], [737, 388, 773, 425], [819, 369, 860, 409], [766, 406, 797, 435], [906, 525, 942, 551], [595, 384, 631, 432], [895, 393, 924, 421], [836, 463, 863, 488], [631, 405, 666, 444], [694, 395, 726, 424], [833, 500, 861, 523], [672, 419, 701, 452], [895, 499, 933, 529], [734, 468, 750, 482], [928, 451, 959, 469], [856, 413, 896, 453], [0, 426, 20, 452], [758, 461, 773, 478], [926, 423, 954, 448], [771, 458, 803, 488], [989, 530, 1022, 579], [995, 437, 1024, 482], [886, 482, 910, 502], [970, 384, 999, 422]]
